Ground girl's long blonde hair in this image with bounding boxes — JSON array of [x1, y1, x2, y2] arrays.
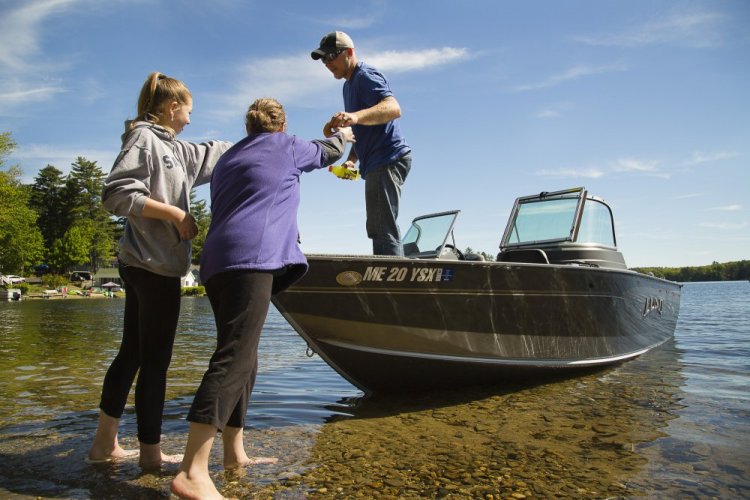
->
[[130, 72, 191, 131]]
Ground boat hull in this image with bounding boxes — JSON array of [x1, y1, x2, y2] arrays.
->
[[272, 256, 681, 394]]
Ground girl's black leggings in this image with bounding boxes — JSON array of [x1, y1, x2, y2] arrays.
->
[[98, 263, 181, 445]]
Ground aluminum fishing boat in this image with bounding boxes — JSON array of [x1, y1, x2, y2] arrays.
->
[[272, 187, 682, 394]]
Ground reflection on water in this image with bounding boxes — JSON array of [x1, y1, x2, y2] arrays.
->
[[0, 282, 748, 498], [243, 343, 691, 499]]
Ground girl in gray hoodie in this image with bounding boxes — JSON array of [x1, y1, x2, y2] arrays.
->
[[87, 72, 230, 469]]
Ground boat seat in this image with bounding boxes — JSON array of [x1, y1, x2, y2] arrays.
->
[[497, 249, 550, 264], [463, 253, 486, 261], [403, 242, 420, 257]]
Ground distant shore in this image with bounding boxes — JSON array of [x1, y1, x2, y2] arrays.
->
[[20, 293, 122, 300], [23, 293, 121, 300]]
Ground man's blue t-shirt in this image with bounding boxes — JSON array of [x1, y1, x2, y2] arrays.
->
[[343, 62, 410, 177]]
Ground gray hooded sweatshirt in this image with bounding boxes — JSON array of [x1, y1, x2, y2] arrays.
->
[[102, 121, 231, 277]]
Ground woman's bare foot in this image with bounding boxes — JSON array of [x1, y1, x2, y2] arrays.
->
[[171, 470, 224, 500], [225, 455, 278, 469], [221, 425, 278, 469]]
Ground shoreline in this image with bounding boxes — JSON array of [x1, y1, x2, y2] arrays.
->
[[24, 293, 120, 300], [4, 290, 124, 300]]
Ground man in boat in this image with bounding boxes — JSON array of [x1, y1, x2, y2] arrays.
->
[[312, 31, 412, 256]]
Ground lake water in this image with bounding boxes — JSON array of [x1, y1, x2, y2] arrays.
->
[[0, 281, 747, 498]]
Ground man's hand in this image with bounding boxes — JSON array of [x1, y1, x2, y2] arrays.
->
[[330, 111, 359, 128]]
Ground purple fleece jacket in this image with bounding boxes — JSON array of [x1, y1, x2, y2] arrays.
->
[[199, 131, 345, 293]]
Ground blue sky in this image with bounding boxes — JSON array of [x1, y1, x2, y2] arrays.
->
[[1, 0, 748, 268]]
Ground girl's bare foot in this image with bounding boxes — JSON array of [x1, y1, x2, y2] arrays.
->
[[88, 411, 138, 463], [139, 442, 183, 470], [171, 470, 225, 500], [86, 445, 138, 464], [139, 452, 183, 470]]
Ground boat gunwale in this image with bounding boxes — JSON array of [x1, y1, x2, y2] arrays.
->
[[296, 254, 684, 288]]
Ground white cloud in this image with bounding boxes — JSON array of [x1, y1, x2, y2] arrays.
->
[[367, 47, 467, 73], [681, 150, 739, 166], [709, 204, 742, 212], [535, 101, 573, 119], [210, 47, 467, 119], [207, 55, 335, 120], [608, 158, 671, 178], [536, 157, 671, 179], [574, 11, 727, 48], [536, 167, 606, 179], [0, 86, 67, 106], [513, 63, 627, 92], [0, 0, 77, 72], [0, 0, 78, 113], [672, 193, 703, 200], [327, 15, 379, 30], [535, 147, 740, 181], [536, 109, 561, 119], [699, 221, 748, 230], [612, 158, 659, 173]]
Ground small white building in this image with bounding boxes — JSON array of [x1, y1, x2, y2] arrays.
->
[[181, 270, 198, 288]]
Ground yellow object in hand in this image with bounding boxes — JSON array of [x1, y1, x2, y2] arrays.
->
[[329, 165, 360, 181]]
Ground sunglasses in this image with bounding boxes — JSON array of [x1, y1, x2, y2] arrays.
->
[[321, 49, 346, 63]]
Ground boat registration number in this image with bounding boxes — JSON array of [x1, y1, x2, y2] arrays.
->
[[362, 266, 454, 283]]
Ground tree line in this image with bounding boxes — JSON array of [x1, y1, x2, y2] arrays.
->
[[632, 260, 750, 283], [0, 131, 209, 277]]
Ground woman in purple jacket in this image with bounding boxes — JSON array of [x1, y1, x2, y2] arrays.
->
[[171, 98, 353, 499]]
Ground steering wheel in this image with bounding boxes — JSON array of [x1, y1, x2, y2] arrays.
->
[[437, 244, 464, 260]]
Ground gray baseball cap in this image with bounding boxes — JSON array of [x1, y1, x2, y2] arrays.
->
[[311, 31, 354, 60]]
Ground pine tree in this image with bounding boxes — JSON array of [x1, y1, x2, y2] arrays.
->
[[30, 165, 66, 249]]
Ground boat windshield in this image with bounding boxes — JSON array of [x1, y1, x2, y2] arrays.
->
[[578, 199, 616, 247], [402, 211, 459, 258], [501, 187, 617, 248], [504, 197, 580, 246]]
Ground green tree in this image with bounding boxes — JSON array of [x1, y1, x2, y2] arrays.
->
[[49, 222, 94, 271], [633, 260, 750, 282], [0, 132, 15, 161], [86, 218, 115, 273], [190, 189, 211, 264], [60, 157, 115, 272], [0, 133, 45, 274], [42, 273, 69, 289], [29, 164, 67, 249], [63, 157, 108, 220]]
